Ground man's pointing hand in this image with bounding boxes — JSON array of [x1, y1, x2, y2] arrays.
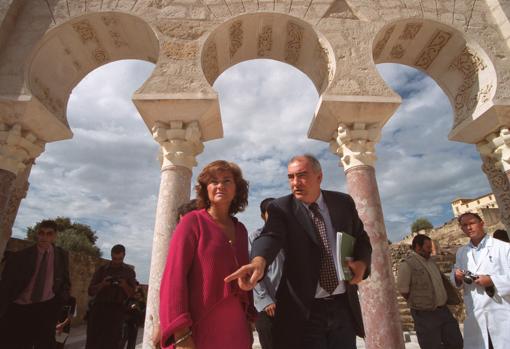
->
[[224, 256, 267, 291]]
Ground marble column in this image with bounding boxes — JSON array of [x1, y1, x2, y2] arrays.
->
[[477, 127, 510, 230], [143, 121, 204, 349], [330, 123, 405, 349], [0, 123, 44, 259]]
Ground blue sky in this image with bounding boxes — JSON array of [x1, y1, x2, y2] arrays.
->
[[12, 59, 491, 283]]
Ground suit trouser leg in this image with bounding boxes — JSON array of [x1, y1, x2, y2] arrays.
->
[[302, 295, 356, 349], [255, 311, 274, 349]]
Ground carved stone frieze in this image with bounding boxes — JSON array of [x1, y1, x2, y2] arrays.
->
[[373, 25, 395, 60], [203, 42, 219, 83], [390, 44, 405, 59], [229, 20, 243, 58], [32, 78, 65, 115], [481, 155, 510, 230], [0, 124, 45, 175], [449, 47, 492, 127], [72, 20, 98, 44], [152, 121, 204, 170], [313, 39, 333, 91], [101, 15, 117, 26], [109, 31, 128, 48], [329, 123, 382, 171], [163, 41, 198, 60], [285, 22, 304, 65], [93, 48, 109, 63], [399, 23, 422, 40], [414, 30, 452, 70], [257, 25, 272, 57]]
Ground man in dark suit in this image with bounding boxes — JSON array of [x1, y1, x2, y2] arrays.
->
[[226, 154, 372, 349], [0, 219, 71, 349]]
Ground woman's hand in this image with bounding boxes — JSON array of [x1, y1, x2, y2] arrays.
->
[[175, 336, 196, 349]]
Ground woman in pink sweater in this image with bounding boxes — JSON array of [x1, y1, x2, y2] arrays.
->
[[160, 160, 256, 349]]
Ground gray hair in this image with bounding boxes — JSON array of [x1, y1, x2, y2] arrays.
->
[[288, 154, 322, 173]]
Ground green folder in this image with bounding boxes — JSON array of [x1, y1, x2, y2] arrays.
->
[[336, 232, 356, 281]]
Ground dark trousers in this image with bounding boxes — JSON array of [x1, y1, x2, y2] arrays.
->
[[255, 311, 275, 349], [411, 306, 463, 349], [120, 320, 138, 349], [85, 302, 125, 349], [301, 294, 357, 349], [0, 298, 59, 349]]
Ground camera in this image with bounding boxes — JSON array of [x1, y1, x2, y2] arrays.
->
[[105, 276, 121, 286], [462, 270, 495, 297]]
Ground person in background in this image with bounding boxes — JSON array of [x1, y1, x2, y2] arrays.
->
[[0, 219, 71, 349], [452, 212, 510, 349], [121, 284, 146, 349], [55, 295, 77, 348], [86, 244, 137, 349], [248, 197, 283, 349], [493, 229, 509, 243], [397, 234, 462, 349], [159, 160, 256, 348]]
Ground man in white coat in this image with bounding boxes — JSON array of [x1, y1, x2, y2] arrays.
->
[[452, 212, 510, 349]]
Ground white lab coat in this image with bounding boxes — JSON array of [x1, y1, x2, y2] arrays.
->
[[451, 236, 510, 349]]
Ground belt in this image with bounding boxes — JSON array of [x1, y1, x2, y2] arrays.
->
[[315, 292, 347, 302]]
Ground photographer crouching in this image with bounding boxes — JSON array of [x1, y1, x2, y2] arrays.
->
[[86, 244, 137, 349]]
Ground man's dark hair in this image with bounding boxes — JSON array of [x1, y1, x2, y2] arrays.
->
[[177, 199, 197, 222], [260, 198, 275, 215], [411, 234, 431, 250], [493, 229, 510, 242], [111, 244, 125, 255], [457, 212, 482, 224], [38, 219, 58, 232]]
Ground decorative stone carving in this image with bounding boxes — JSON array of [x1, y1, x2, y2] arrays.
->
[[477, 127, 510, 173], [152, 121, 204, 170], [32, 78, 65, 116], [399, 23, 422, 40], [481, 155, 510, 230], [229, 20, 243, 58], [285, 22, 303, 65], [373, 25, 395, 60], [313, 38, 333, 91], [390, 44, 405, 59], [448, 47, 492, 127], [329, 123, 381, 171], [109, 31, 128, 48], [162, 41, 198, 60], [203, 42, 219, 83], [72, 20, 98, 44], [93, 48, 109, 63], [101, 15, 117, 26], [257, 25, 272, 57], [415, 30, 452, 70], [0, 124, 45, 175]]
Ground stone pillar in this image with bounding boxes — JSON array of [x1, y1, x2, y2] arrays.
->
[[477, 127, 510, 230], [330, 123, 405, 349], [0, 123, 44, 259], [143, 120, 204, 348], [0, 160, 33, 257]]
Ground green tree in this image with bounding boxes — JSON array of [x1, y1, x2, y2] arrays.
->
[[27, 217, 101, 257], [411, 217, 433, 233]]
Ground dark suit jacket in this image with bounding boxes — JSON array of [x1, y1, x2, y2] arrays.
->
[[251, 190, 372, 348], [0, 244, 71, 316]]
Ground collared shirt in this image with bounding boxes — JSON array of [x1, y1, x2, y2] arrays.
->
[[302, 192, 346, 297], [249, 228, 285, 312], [15, 244, 55, 304], [397, 251, 447, 308], [468, 234, 489, 264]]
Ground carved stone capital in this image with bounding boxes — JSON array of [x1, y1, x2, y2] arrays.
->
[[151, 120, 204, 170], [0, 123, 45, 175], [329, 123, 381, 171], [477, 127, 510, 173]]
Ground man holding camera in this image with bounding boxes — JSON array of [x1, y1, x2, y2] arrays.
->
[[397, 234, 463, 349], [86, 244, 136, 349], [453, 212, 510, 349]]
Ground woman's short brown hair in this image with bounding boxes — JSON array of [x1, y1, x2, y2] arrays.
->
[[195, 160, 249, 215]]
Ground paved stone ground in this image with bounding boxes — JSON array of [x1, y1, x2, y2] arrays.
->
[[66, 325, 421, 348]]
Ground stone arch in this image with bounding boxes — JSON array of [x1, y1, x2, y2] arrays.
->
[[25, 11, 159, 133], [372, 18, 497, 143], [200, 12, 336, 95]]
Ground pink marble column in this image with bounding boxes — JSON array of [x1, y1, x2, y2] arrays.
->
[[345, 165, 405, 349], [0, 161, 33, 258], [0, 169, 16, 259]]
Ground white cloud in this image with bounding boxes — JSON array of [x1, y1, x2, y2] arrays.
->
[[12, 60, 491, 282]]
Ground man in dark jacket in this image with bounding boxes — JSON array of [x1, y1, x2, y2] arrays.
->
[[226, 154, 372, 349], [0, 219, 71, 349]]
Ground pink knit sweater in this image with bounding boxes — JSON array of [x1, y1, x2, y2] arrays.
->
[[160, 209, 256, 349]]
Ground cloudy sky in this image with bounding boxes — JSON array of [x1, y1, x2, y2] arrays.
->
[[12, 59, 491, 283]]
